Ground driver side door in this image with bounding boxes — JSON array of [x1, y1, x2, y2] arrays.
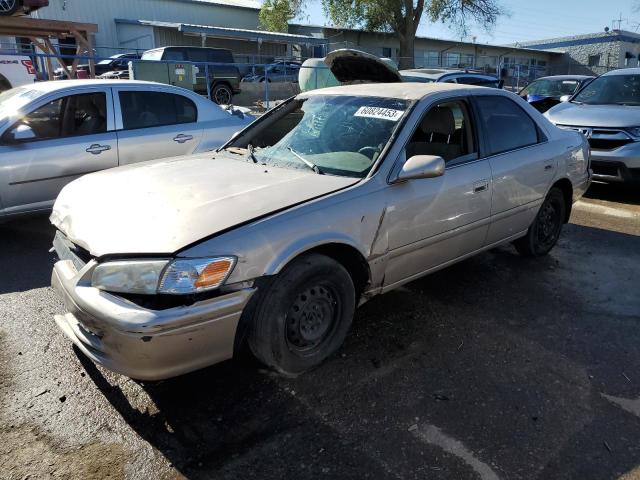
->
[[382, 97, 493, 289], [0, 88, 117, 216]]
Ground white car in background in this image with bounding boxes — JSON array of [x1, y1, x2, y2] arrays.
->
[[0, 54, 36, 93], [0, 80, 253, 219]]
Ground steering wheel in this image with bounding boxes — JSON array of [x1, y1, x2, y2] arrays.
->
[[358, 146, 380, 159]]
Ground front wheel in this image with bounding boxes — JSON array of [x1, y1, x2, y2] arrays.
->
[[514, 187, 566, 257], [211, 83, 232, 105], [247, 253, 355, 376]]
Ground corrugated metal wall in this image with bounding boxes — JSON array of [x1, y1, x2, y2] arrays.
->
[[32, 0, 259, 55]]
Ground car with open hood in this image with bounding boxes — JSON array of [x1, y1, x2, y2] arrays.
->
[[50, 82, 590, 380], [545, 68, 640, 183]]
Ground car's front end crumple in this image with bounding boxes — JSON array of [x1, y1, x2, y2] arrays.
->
[[51, 230, 256, 380]]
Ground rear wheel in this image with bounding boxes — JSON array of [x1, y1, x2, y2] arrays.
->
[[211, 83, 232, 105], [514, 187, 566, 257], [247, 253, 355, 376], [0, 0, 19, 16]]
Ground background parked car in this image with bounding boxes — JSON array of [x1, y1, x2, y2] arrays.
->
[[0, 79, 252, 219], [519, 75, 594, 112], [0, 54, 36, 92], [141, 46, 241, 104], [0, 0, 47, 16], [242, 61, 302, 83], [401, 69, 504, 88], [54, 53, 141, 80], [545, 68, 640, 184]]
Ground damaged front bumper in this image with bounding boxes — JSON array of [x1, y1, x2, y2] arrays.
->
[[51, 258, 256, 380]]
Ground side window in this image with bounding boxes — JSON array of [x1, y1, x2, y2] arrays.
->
[[2, 92, 107, 143], [406, 99, 476, 165], [475, 96, 539, 155], [189, 49, 208, 63], [119, 91, 197, 130]]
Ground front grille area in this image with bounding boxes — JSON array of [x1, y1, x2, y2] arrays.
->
[[557, 125, 635, 151], [53, 231, 93, 271], [591, 163, 620, 177]]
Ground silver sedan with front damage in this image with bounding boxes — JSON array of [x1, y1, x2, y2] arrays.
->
[[50, 83, 591, 380]]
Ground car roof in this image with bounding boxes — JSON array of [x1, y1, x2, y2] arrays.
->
[[603, 67, 640, 76], [532, 75, 595, 81], [19, 79, 179, 94], [302, 82, 485, 101]]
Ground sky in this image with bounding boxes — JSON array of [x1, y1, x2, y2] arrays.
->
[[290, 0, 640, 46]]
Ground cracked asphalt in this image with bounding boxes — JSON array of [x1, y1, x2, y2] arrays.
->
[[1, 183, 639, 480]]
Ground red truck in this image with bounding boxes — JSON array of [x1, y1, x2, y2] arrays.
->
[[0, 0, 49, 16]]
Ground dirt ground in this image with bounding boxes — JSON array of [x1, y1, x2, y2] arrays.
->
[[1, 183, 639, 480]]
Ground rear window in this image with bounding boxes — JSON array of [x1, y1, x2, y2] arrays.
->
[[141, 49, 163, 61], [475, 96, 539, 155], [208, 49, 234, 63], [119, 91, 197, 129]]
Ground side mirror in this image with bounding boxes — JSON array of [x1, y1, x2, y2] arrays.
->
[[8, 123, 36, 142], [559, 95, 571, 103], [393, 154, 445, 183]]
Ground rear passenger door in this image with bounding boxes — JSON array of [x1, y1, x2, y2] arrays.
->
[[473, 94, 556, 243], [114, 89, 203, 165]]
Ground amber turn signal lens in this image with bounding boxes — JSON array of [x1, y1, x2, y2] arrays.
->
[[194, 259, 234, 289]]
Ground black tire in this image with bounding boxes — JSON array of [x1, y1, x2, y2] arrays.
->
[[0, 0, 19, 16], [514, 187, 566, 257], [211, 83, 232, 105], [247, 253, 355, 376]]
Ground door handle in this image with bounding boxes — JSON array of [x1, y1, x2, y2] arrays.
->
[[544, 164, 554, 171], [86, 144, 111, 155], [473, 181, 489, 193], [173, 134, 194, 144]]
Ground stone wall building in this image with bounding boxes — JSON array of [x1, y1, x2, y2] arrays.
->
[[521, 30, 640, 76]]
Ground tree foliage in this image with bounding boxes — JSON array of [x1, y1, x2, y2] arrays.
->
[[259, 0, 504, 68]]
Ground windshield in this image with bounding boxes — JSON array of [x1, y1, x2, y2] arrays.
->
[[573, 74, 640, 105], [521, 78, 580, 97], [0, 87, 43, 119], [250, 95, 410, 177]]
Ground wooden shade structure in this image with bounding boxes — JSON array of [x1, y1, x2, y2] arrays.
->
[[0, 16, 98, 79]]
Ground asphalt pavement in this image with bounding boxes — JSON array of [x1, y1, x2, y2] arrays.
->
[[1, 184, 639, 480]]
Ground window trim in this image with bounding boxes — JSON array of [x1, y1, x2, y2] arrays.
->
[[114, 89, 199, 132], [0, 89, 112, 145], [470, 94, 547, 159]]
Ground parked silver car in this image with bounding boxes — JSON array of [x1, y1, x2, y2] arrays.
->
[[545, 68, 640, 183], [0, 80, 252, 220], [50, 83, 590, 380]]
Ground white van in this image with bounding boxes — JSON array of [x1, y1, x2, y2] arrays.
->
[[0, 54, 37, 92]]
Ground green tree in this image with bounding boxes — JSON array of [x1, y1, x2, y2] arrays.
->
[[259, 0, 503, 69], [259, 0, 302, 32]]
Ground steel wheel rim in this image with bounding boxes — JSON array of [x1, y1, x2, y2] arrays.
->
[[285, 284, 339, 354], [214, 87, 231, 104], [536, 199, 561, 249], [0, 0, 17, 12]]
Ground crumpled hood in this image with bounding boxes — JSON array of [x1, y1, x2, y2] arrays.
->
[[51, 154, 357, 256], [546, 102, 640, 128]]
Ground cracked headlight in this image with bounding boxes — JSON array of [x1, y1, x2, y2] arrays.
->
[[92, 260, 169, 295], [92, 257, 236, 295]]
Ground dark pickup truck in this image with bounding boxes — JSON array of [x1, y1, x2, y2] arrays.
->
[[141, 46, 241, 104]]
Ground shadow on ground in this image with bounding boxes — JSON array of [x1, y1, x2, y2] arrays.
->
[[75, 223, 640, 480], [0, 215, 55, 294]]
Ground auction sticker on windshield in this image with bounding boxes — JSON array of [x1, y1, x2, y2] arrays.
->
[[354, 106, 404, 121]]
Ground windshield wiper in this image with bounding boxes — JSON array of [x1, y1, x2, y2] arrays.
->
[[247, 143, 258, 163], [287, 147, 323, 174]]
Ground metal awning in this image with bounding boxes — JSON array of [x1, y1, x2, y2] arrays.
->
[[115, 19, 326, 46]]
